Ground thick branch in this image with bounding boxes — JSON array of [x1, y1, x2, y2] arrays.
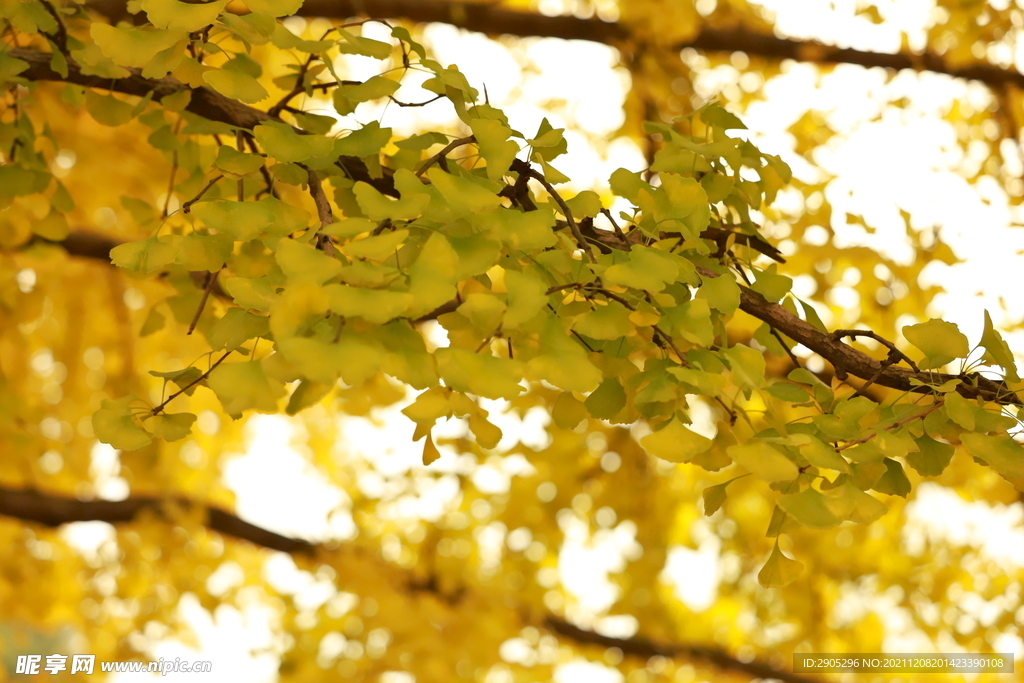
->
[[0, 485, 315, 555], [544, 617, 827, 683], [87, 0, 1024, 91], [10, 47, 392, 193], [0, 484, 819, 683]]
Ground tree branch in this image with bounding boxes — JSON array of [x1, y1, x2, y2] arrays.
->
[[543, 617, 828, 683], [0, 483, 824, 683], [0, 485, 315, 555], [83, 0, 1024, 92]]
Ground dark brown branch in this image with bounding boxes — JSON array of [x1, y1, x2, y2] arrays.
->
[[415, 135, 475, 177], [513, 159, 595, 262], [0, 483, 819, 683], [831, 329, 919, 372], [85, 0, 1024, 92], [10, 47, 395, 196], [305, 168, 338, 256], [544, 617, 828, 683], [0, 485, 315, 555]]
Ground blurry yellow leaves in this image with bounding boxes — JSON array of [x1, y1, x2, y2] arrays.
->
[[758, 542, 803, 587]]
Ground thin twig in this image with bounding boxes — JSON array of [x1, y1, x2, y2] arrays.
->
[[831, 329, 920, 372], [181, 175, 224, 214], [37, 0, 68, 57], [516, 160, 595, 263], [416, 136, 475, 177], [836, 401, 943, 452], [161, 118, 184, 218], [151, 351, 233, 415], [187, 271, 220, 335]]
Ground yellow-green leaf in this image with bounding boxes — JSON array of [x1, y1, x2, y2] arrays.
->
[[640, 418, 713, 463]]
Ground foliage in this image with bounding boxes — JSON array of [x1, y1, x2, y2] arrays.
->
[[2, 1, 1024, 681]]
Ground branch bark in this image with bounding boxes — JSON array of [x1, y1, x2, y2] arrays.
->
[[23, 230, 1020, 405], [544, 617, 828, 683], [0, 484, 821, 683], [85, 0, 1024, 91]]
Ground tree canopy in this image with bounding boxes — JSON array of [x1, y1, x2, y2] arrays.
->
[[2, 1, 1023, 681]]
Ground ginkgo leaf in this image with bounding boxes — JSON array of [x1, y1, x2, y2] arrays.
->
[[141, 0, 227, 31], [110, 236, 178, 272], [574, 301, 632, 340], [727, 442, 798, 481], [92, 396, 152, 451], [435, 348, 524, 400], [244, 0, 304, 16], [552, 392, 587, 430], [980, 310, 1019, 381], [323, 284, 413, 324], [333, 76, 400, 115], [353, 182, 429, 222], [207, 309, 269, 351], [276, 239, 342, 285], [906, 434, 953, 476], [203, 68, 268, 104], [422, 432, 442, 465], [778, 488, 843, 528], [902, 318, 970, 369], [175, 233, 233, 272], [469, 118, 519, 181], [208, 361, 285, 414], [584, 377, 627, 420], [962, 433, 1024, 489], [640, 418, 713, 463], [90, 24, 181, 68], [141, 412, 196, 441], [192, 196, 309, 241], [215, 145, 265, 177], [758, 542, 803, 587]]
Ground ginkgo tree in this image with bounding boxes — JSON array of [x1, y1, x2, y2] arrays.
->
[[2, 0, 1023, 681]]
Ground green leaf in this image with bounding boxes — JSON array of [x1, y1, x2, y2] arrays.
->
[[342, 229, 409, 261], [92, 396, 153, 451], [792, 434, 850, 473], [906, 434, 954, 476], [278, 335, 385, 386], [603, 245, 688, 293], [698, 273, 740, 314], [191, 196, 309, 241], [269, 282, 329, 340], [778, 488, 843, 528], [525, 318, 602, 393], [700, 102, 747, 130], [584, 378, 627, 420], [324, 284, 413, 324], [208, 308, 270, 351], [203, 68, 268, 104], [574, 301, 632, 340], [469, 118, 519, 181], [0, 51, 29, 82], [722, 344, 766, 394], [276, 239, 342, 285], [752, 267, 793, 304], [207, 361, 285, 413], [903, 318, 970, 370], [823, 482, 888, 524], [286, 379, 332, 415], [337, 28, 393, 59], [253, 122, 336, 164], [334, 122, 392, 158], [481, 207, 558, 251], [90, 24, 182, 68], [215, 145, 265, 177], [223, 276, 279, 312], [435, 348, 524, 400], [149, 367, 204, 395], [427, 167, 502, 215], [503, 269, 549, 329], [727, 442, 798, 482], [552, 392, 588, 430], [353, 181, 429, 221], [962, 433, 1024, 489], [175, 233, 233, 272], [703, 477, 744, 516], [141, 0, 227, 31], [640, 418, 713, 463], [110, 236, 178, 272], [142, 412, 196, 441], [243, 0, 303, 16], [980, 310, 1019, 381], [84, 91, 135, 127], [333, 76, 401, 115], [758, 542, 803, 588], [873, 458, 911, 497], [765, 381, 810, 403]]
